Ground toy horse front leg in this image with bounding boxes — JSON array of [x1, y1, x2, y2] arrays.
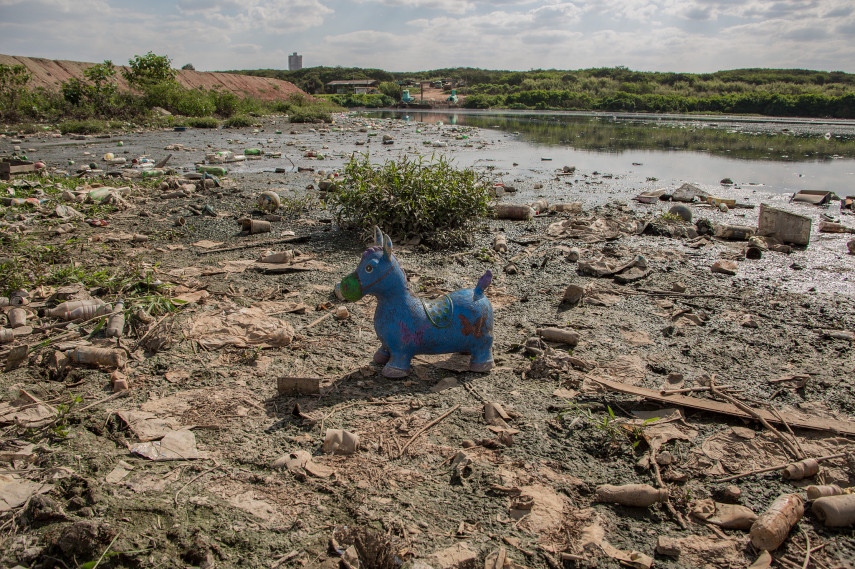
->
[[382, 351, 413, 378], [373, 346, 391, 365]]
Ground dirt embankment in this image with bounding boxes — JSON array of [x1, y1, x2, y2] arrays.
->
[[0, 54, 309, 102]]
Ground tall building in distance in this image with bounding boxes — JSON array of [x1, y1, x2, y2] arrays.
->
[[288, 52, 303, 71]]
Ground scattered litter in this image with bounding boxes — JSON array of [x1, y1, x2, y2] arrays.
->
[[130, 429, 208, 461], [812, 494, 855, 527], [595, 483, 668, 507], [322, 429, 359, 455], [0, 474, 52, 511], [749, 493, 804, 551], [276, 376, 321, 396]]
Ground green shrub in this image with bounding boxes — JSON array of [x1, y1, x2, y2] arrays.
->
[[213, 90, 240, 117], [289, 106, 332, 123], [17, 122, 40, 134], [187, 117, 219, 128], [326, 153, 494, 245], [223, 115, 254, 128], [59, 119, 106, 134]]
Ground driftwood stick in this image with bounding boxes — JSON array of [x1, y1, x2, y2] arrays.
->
[[196, 235, 309, 255], [398, 404, 460, 458], [771, 406, 808, 460], [634, 288, 743, 300], [709, 380, 802, 459], [319, 399, 400, 435], [660, 384, 738, 395], [650, 451, 687, 530], [800, 528, 811, 569], [305, 311, 334, 330], [717, 452, 849, 482], [77, 390, 130, 413], [132, 312, 171, 351]]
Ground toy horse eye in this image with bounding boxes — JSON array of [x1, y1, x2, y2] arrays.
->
[[365, 265, 374, 273]]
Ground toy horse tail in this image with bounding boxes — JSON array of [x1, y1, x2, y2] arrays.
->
[[474, 270, 492, 300]]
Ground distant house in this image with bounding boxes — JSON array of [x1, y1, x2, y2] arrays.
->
[[326, 79, 379, 94]]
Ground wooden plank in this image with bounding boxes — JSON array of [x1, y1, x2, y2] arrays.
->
[[589, 376, 855, 436]]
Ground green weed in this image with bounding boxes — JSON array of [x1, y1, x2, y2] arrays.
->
[[59, 119, 106, 134], [223, 114, 254, 128], [659, 211, 683, 222], [187, 116, 220, 128], [326, 153, 494, 246]]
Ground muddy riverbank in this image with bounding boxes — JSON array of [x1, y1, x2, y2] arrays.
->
[[1, 113, 854, 569]]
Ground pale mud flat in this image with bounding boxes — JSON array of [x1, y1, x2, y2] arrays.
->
[[1, 113, 854, 569]]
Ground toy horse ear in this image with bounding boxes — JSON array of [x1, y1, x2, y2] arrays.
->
[[374, 226, 383, 246], [383, 234, 393, 258]]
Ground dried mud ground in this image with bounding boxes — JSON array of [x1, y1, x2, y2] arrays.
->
[[2, 114, 855, 569]]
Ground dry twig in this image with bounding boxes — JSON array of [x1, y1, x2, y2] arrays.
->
[[398, 404, 460, 458], [709, 379, 802, 459], [717, 452, 849, 482]]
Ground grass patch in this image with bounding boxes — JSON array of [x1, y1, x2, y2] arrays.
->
[[288, 106, 333, 123], [186, 117, 220, 128], [223, 115, 254, 128], [326, 153, 494, 246], [59, 119, 106, 134]]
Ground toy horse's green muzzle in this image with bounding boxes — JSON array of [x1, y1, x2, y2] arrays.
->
[[340, 272, 363, 301]]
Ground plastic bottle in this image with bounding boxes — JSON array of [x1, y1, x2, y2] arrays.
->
[[65, 347, 125, 368], [806, 485, 843, 500], [197, 165, 227, 176], [244, 148, 262, 156], [595, 484, 668, 507], [536, 327, 580, 346], [749, 493, 804, 551], [782, 458, 820, 480], [530, 199, 549, 214], [493, 235, 508, 253], [811, 494, 855, 527], [258, 251, 294, 264], [66, 303, 113, 322], [495, 204, 534, 220], [105, 302, 125, 338], [48, 299, 105, 320]]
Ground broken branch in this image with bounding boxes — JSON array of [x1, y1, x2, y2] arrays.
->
[[717, 452, 850, 482], [398, 404, 460, 458]]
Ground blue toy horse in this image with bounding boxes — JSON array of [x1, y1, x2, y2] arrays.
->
[[339, 227, 494, 378]]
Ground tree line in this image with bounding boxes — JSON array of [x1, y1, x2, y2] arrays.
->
[[240, 65, 855, 118]]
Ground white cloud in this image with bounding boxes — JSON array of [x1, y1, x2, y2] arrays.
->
[[0, 0, 854, 73], [175, 0, 333, 33], [351, 0, 475, 15]]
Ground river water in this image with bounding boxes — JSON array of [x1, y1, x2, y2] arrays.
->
[[361, 109, 855, 197]]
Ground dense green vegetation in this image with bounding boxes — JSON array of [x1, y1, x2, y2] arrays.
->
[[0, 52, 339, 127], [326, 153, 494, 245], [316, 93, 396, 108], [240, 66, 855, 118]]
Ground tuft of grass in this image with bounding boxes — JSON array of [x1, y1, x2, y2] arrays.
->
[[186, 116, 220, 128], [223, 114, 254, 128], [288, 106, 333, 123], [326, 153, 494, 246], [279, 195, 319, 218], [659, 211, 684, 222], [59, 119, 106, 134]]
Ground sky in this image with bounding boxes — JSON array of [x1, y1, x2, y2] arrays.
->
[[1, 0, 854, 74]]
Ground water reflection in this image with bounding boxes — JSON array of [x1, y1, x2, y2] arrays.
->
[[363, 110, 855, 162]]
